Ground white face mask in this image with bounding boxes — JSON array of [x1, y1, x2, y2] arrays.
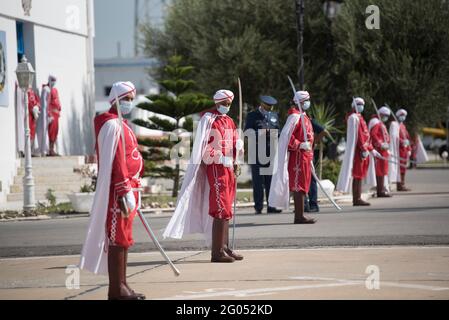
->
[[119, 100, 134, 115], [355, 104, 364, 113], [398, 115, 406, 122], [50, 81, 56, 87], [217, 105, 230, 114], [302, 100, 311, 111], [381, 116, 389, 122]]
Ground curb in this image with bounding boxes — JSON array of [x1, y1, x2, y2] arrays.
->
[[0, 193, 370, 222]]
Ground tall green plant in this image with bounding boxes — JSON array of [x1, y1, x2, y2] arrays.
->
[[310, 103, 342, 179], [133, 55, 214, 197]]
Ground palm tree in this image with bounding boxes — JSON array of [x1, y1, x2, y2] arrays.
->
[[310, 103, 341, 179]]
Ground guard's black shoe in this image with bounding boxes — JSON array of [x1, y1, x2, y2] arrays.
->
[[255, 210, 262, 215], [308, 206, 320, 213], [267, 207, 282, 213]]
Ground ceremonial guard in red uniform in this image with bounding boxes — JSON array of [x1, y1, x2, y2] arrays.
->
[[395, 109, 412, 191], [27, 88, 40, 153], [80, 81, 145, 300], [40, 75, 61, 156], [269, 91, 316, 224], [163, 89, 244, 263], [368, 106, 392, 197], [337, 97, 376, 206]]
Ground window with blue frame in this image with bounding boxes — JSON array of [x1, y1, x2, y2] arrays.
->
[[16, 22, 24, 62]]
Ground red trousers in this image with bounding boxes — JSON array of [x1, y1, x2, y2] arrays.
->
[[375, 150, 389, 176], [352, 152, 369, 179], [48, 116, 59, 143], [288, 150, 312, 194], [206, 164, 235, 220], [399, 149, 409, 175], [106, 189, 139, 249]]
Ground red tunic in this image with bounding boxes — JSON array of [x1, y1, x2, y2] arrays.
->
[[370, 115, 390, 177], [287, 107, 314, 193], [94, 108, 144, 248], [44, 85, 61, 143], [202, 110, 237, 220], [347, 111, 373, 179], [398, 123, 411, 174], [27, 89, 40, 140]]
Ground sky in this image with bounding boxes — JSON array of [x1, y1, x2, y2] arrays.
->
[[93, 0, 168, 59]]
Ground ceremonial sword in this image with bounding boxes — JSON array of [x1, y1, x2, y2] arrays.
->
[[287, 76, 342, 211], [114, 91, 180, 276], [231, 78, 243, 250]]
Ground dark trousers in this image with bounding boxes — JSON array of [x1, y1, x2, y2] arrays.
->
[[250, 164, 273, 211], [305, 175, 319, 209]]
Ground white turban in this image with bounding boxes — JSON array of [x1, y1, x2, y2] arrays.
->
[[213, 89, 234, 104], [351, 97, 365, 109], [108, 81, 136, 104], [379, 106, 391, 116], [293, 90, 310, 105], [396, 109, 407, 117]]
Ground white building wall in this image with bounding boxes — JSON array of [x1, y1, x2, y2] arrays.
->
[[0, 0, 95, 205], [33, 25, 95, 155], [0, 16, 20, 203]]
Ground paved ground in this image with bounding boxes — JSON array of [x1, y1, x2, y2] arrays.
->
[[0, 246, 448, 300], [0, 168, 448, 299]]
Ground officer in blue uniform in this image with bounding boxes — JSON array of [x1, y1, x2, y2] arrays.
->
[[244, 95, 282, 214]]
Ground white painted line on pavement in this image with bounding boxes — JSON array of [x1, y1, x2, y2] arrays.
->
[[159, 282, 358, 300], [290, 276, 449, 292]]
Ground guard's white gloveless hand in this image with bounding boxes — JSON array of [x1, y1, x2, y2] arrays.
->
[[403, 139, 410, 147], [125, 191, 136, 212], [381, 143, 390, 150], [48, 116, 53, 124], [299, 142, 312, 151], [361, 151, 370, 159]]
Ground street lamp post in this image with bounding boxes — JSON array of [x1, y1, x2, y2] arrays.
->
[[15, 55, 36, 212], [295, 0, 305, 90]]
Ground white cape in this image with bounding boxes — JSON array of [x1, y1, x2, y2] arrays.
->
[[415, 135, 429, 164], [336, 114, 358, 193], [37, 86, 50, 155], [268, 113, 300, 209], [79, 119, 120, 275], [388, 121, 401, 183], [365, 118, 381, 188], [163, 112, 217, 244]]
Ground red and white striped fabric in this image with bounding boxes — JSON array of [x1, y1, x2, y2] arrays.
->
[[108, 81, 137, 104], [293, 90, 310, 105], [213, 89, 234, 103]]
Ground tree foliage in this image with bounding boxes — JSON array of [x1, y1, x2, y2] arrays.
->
[[142, 0, 449, 134], [133, 55, 214, 196]]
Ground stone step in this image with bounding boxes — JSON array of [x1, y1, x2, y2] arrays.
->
[[7, 191, 72, 202], [13, 174, 86, 185], [21, 156, 86, 167], [17, 166, 85, 176], [9, 181, 90, 193]]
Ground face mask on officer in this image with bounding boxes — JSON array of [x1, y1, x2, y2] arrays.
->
[[398, 115, 406, 122], [381, 116, 389, 122]]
